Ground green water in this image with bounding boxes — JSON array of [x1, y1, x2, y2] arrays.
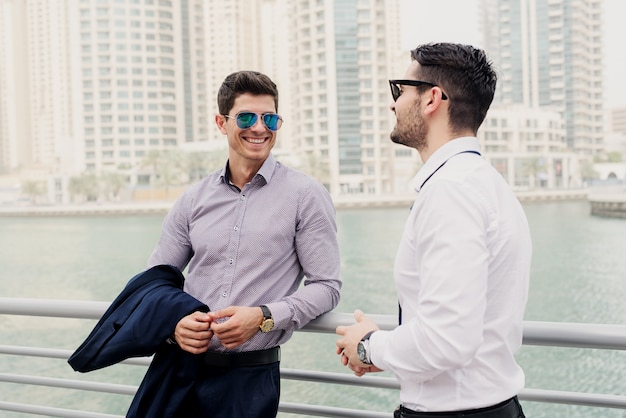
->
[[0, 200, 625, 417]]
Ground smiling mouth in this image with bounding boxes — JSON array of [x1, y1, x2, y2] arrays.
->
[[244, 137, 267, 144]]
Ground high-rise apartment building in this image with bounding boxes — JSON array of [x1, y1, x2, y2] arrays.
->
[[0, 0, 19, 173], [1, 0, 425, 202], [78, 0, 210, 172], [287, 0, 413, 197], [29, 0, 83, 176], [484, 0, 604, 156], [0, 1, 8, 172], [204, 0, 261, 143], [608, 107, 626, 136]]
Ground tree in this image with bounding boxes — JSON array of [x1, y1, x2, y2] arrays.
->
[[300, 152, 331, 186], [68, 173, 99, 202], [140, 149, 186, 199], [100, 171, 128, 201], [20, 180, 47, 204], [155, 149, 184, 195], [606, 151, 623, 163], [183, 149, 225, 183], [520, 157, 546, 189]]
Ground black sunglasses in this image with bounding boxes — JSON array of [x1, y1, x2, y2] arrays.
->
[[223, 112, 284, 131], [389, 79, 448, 102]]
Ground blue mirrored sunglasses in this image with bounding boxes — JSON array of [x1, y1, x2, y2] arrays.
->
[[224, 112, 283, 131]]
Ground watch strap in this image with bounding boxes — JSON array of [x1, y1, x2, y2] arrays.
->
[[259, 305, 275, 333], [260, 305, 272, 320], [361, 330, 375, 342]]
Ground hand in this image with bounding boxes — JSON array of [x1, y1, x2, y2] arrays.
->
[[335, 309, 380, 375], [208, 306, 264, 349], [173, 311, 213, 354], [336, 345, 383, 376]]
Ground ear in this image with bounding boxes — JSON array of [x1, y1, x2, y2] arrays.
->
[[423, 87, 446, 116], [215, 114, 228, 134]]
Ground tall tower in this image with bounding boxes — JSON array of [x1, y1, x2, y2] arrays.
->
[[29, 0, 79, 173], [204, 0, 262, 143], [288, 0, 410, 198], [0, 0, 29, 173], [485, 0, 604, 156], [77, 0, 213, 172], [0, 0, 77, 176], [180, 0, 209, 144]]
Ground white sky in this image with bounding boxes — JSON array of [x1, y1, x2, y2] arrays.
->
[[399, 0, 626, 108]]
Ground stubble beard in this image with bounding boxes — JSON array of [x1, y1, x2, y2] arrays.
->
[[389, 105, 428, 152]]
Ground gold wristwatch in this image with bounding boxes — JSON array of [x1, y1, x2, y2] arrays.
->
[[259, 305, 275, 333]]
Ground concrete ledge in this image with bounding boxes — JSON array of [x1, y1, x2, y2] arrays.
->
[[0, 189, 591, 217]]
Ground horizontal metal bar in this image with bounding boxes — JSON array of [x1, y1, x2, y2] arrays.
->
[[0, 400, 391, 418], [0, 298, 109, 320], [520, 388, 626, 409], [0, 345, 151, 366], [279, 402, 392, 417], [0, 401, 123, 418], [282, 367, 399, 389], [522, 320, 626, 350], [0, 373, 137, 395], [2, 298, 626, 350], [0, 345, 71, 360]]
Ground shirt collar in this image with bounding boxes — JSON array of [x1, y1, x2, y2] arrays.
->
[[218, 154, 277, 186], [412, 137, 480, 192]]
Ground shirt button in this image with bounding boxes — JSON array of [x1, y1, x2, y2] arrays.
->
[[222, 292, 227, 298], [228, 258, 234, 264], [240, 195, 245, 201], [233, 226, 239, 231]]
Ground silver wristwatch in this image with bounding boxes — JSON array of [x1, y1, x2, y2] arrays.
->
[[357, 331, 375, 365]]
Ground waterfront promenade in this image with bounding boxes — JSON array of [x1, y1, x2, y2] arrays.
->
[[0, 189, 591, 217]]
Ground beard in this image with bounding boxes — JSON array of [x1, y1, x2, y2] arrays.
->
[[389, 100, 428, 152]]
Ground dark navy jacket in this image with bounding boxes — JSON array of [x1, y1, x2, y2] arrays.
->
[[68, 264, 210, 417]]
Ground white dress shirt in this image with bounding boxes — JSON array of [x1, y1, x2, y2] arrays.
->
[[370, 137, 532, 411]]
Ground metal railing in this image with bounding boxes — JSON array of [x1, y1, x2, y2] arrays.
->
[[1, 297, 626, 417]]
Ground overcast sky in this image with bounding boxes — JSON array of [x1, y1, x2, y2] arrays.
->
[[399, 0, 626, 109]]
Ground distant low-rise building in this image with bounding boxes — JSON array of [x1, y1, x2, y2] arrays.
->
[[479, 105, 582, 189]]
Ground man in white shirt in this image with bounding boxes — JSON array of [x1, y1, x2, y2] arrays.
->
[[336, 42, 531, 417]]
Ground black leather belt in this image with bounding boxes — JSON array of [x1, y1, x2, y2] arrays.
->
[[203, 346, 280, 368], [394, 397, 523, 418]]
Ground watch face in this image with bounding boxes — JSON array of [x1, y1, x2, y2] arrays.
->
[[357, 342, 367, 362], [260, 318, 275, 333]]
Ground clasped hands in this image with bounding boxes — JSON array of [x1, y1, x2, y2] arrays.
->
[[173, 306, 263, 352], [335, 309, 382, 377]]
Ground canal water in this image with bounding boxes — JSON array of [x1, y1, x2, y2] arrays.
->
[[0, 200, 625, 417]]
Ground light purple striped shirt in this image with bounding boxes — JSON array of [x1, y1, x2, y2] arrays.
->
[[148, 154, 341, 352]]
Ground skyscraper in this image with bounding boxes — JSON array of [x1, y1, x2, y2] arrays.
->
[[77, 0, 212, 172], [484, 0, 604, 156], [1, 0, 419, 202], [0, 0, 23, 173], [287, 0, 413, 197]]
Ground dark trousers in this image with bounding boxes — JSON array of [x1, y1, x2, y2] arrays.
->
[[394, 396, 525, 418], [176, 361, 281, 418]]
